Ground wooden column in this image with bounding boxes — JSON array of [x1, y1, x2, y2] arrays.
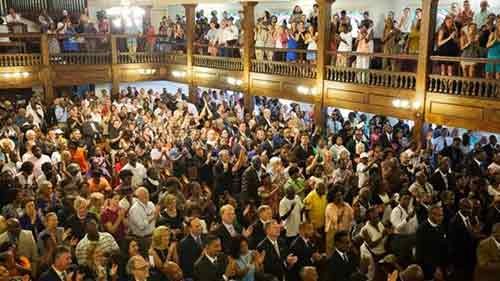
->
[[184, 4, 197, 103], [242, 1, 257, 112], [110, 35, 120, 97], [40, 33, 54, 102], [315, 0, 334, 127], [414, 0, 438, 145]]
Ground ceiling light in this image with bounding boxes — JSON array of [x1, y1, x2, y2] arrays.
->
[[172, 71, 186, 78]]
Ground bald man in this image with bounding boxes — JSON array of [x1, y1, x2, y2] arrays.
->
[[300, 266, 318, 281], [179, 217, 205, 279], [448, 199, 478, 281], [164, 261, 183, 281]]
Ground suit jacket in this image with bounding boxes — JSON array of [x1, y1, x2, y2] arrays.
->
[[214, 223, 242, 254], [241, 166, 261, 203], [179, 234, 205, 279], [416, 220, 448, 280], [256, 237, 289, 281], [249, 220, 266, 249], [429, 170, 456, 194], [193, 254, 228, 281], [39, 267, 64, 281], [447, 213, 477, 271], [325, 250, 359, 281], [474, 237, 500, 281], [288, 236, 317, 281], [378, 132, 393, 148], [0, 230, 39, 274], [468, 159, 485, 178], [292, 145, 313, 168], [345, 138, 368, 158], [213, 161, 233, 197]]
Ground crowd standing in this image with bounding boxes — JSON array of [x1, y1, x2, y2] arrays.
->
[[0, 83, 498, 281]]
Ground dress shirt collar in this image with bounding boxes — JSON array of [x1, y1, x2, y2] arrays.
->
[[335, 248, 346, 258], [494, 237, 500, 250], [474, 158, 481, 166], [427, 218, 438, 228], [52, 265, 66, 281], [458, 211, 470, 225], [205, 254, 217, 264]]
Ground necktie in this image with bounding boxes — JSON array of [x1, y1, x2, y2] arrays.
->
[[61, 271, 67, 281], [273, 241, 280, 257], [343, 253, 349, 263], [227, 225, 236, 237], [196, 236, 202, 246]]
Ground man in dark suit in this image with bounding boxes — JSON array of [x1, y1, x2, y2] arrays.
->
[[257, 220, 298, 281], [447, 199, 478, 281], [325, 230, 359, 281], [378, 123, 394, 149], [292, 134, 313, 169], [214, 204, 251, 254], [193, 234, 237, 281], [241, 156, 262, 204], [179, 217, 205, 280], [468, 149, 486, 178], [429, 156, 456, 196], [39, 246, 73, 281], [288, 222, 324, 281], [212, 149, 233, 198], [250, 205, 273, 249], [482, 135, 497, 164], [345, 129, 368, 158], [416, 205, 448, 281]]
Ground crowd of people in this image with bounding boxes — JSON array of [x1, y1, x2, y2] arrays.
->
[[0, 82, 498, 281], [5, 0, 500, 77]]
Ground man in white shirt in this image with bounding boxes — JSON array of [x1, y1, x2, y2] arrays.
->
[[390, 193, 418, 235], [357, 152, 374, 188], [279, 187, 303, 242], [5, 8, 21, 24], [22, 145, 51, 178], [128, 187, 159, 254], [474, 1, 490, 28], [222, 17, 239, 57], [121, 151, 147, 188]]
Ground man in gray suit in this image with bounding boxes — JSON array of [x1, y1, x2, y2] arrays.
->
[[0, 218, 39, 275]]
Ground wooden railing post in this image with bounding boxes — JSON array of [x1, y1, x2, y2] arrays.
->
[[242, 1, 257, 112], [184, 4, 197, 104], [110, 35, 120, 96], [414, 0, 438, 145], [315, 0, 334, 128], [40, 33, 54, 103]]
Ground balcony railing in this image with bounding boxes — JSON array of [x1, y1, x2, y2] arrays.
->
[[118, 52, 166, 64], [429, 56, 500, 98], [325, 66, 416, 90], [193, 55, 243, 71], [251, 60, 317, 79], [428, 75, 499, 98], [0, 53, 41, 66], [50, 52, 111, 65], [325, 51, 418, 89], [166, 53, 187, 65]]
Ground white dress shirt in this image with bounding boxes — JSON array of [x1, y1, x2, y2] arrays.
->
[[128, 200, 156, 237], [390, 205, 418, 234]]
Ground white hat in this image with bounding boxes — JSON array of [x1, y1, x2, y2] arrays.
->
[[360, 152, 369, 159]]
